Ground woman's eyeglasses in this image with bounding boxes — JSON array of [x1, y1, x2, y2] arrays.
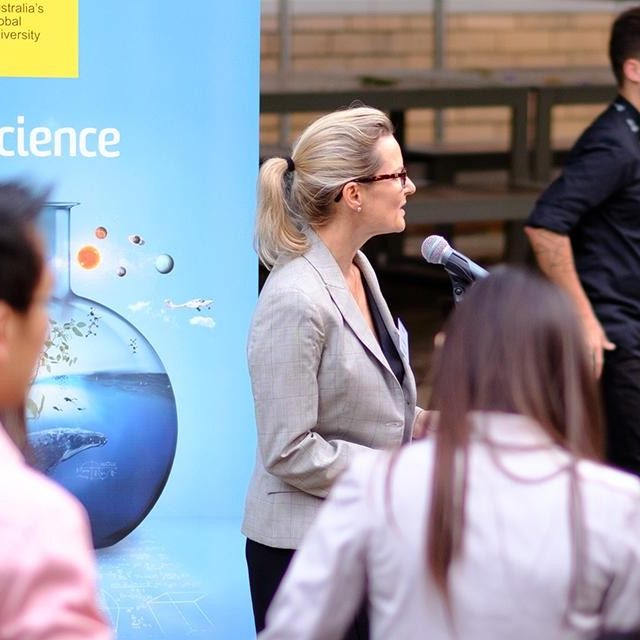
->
[[334, 169, 408, 202]]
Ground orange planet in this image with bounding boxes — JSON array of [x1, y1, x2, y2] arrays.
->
[[77, 245, 101, 269]]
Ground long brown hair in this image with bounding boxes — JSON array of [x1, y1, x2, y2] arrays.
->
[[426, 266, 603, 604]]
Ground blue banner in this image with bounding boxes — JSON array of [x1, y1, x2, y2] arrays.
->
[[0, 2, 259, 637]]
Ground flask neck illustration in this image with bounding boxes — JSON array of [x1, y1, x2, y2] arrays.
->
[[36, 203, 164, 375], [39, 203, 78, 299]]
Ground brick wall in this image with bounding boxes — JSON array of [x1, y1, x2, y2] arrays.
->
[[261, 11, 616, 149]]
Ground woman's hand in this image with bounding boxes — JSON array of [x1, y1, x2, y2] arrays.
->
[[412, 409, 431, 440]]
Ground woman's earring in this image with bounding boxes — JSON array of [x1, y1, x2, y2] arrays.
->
[[357, 206, 362, 212]]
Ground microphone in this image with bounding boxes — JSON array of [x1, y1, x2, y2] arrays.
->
[[421, 235, 489, 284]]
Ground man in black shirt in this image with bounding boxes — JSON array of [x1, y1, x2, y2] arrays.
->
[[526, 6, 640, 475]]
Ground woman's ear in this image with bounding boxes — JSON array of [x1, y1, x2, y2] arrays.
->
[[341, 182, 362, 212]]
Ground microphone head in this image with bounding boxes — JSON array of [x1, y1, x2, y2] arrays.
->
[[421, 235, 451, 265]]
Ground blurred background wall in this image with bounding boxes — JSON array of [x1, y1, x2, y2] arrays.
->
[[260, 0, 626, 148]]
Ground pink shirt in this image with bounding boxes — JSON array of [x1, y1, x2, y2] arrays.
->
[[0, 425, 112, 639]]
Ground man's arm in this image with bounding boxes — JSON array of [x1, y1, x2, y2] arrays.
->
[[524, 225, 615, 377]]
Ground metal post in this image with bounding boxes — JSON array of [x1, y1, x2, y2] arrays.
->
[[278, 0, 291, 148], [433, 0, 445, 141]]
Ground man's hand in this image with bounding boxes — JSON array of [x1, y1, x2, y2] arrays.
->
[[525, 226, 615, 377], [581, 312, 616, 378]]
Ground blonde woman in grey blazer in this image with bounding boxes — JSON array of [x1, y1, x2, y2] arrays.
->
[[243, 106, 426, 636]]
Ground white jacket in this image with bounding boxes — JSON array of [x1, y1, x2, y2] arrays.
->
[[261, 412, 640, 640]]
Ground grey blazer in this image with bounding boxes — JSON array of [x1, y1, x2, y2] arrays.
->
[[242, 231, 417, 548]]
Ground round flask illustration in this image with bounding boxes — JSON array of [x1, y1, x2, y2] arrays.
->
[[27, 203, 178, 548]]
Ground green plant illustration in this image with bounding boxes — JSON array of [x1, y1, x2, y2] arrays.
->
[[27, 307, 101, 421]]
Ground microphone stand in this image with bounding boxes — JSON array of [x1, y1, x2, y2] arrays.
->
[[447, 274, 469, 304], [442, 257, 476, 304]]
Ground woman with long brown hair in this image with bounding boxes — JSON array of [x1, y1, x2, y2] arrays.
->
[[260, 266, 640, 640]]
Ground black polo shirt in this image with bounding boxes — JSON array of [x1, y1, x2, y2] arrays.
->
[[527, 95, 640, 354]]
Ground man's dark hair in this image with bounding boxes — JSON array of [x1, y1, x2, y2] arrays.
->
[[609, 6, 640, 86], [0, 182, 47, 313]]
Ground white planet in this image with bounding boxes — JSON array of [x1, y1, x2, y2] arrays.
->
[[155, 254, 174, 274]]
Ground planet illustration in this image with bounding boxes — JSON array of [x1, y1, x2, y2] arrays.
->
[[95, 226, 108, 240], [155, 254, 174, 274], [77, 245, 101, 270], [128, 234, 144, 245], [117, 266, 127, 277]]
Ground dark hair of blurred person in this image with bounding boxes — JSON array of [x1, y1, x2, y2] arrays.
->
[[0, 182, 48, 449]]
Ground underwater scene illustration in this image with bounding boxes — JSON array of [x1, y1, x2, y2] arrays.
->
[[28, 203, 180, 548]]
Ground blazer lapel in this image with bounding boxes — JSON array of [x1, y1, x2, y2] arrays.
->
[[355, 252, 400, 352], [303, 231, 393, 375], [355, 251, 416, 395]]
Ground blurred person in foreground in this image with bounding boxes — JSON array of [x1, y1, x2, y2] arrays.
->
[[0, 182, 111, 639], [260, 267, 640, 640], [243, 105, 427, 637], [526, 6, 640, 476]]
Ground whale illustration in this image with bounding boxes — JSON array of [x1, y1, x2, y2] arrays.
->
[[27, 428, 107, 473]]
